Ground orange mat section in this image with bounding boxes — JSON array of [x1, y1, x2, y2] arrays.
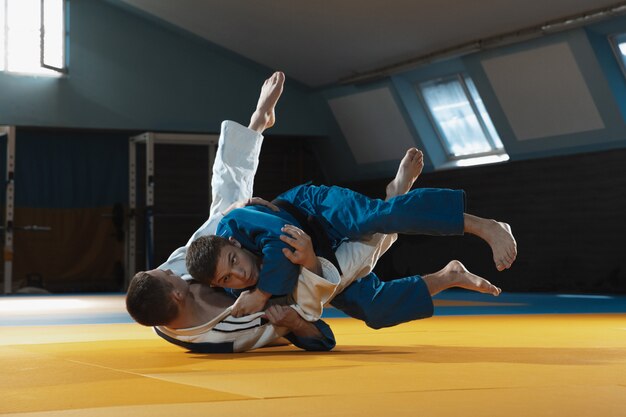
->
[[2, 314, 625, 417]]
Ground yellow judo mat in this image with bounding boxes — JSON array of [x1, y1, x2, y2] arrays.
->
[[1, 294, 625, 417]]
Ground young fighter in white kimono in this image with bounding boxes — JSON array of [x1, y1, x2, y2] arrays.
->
[[128, 72, 336, 352], [126, 72, 510, 353]]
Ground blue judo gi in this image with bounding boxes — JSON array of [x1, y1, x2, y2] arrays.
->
[[216, 183, 466, 329]]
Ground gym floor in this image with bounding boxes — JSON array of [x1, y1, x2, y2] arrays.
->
[[1, 291, 625, 417]]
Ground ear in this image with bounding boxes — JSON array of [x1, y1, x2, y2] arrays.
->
[[228, 237, 241, 248], [171, 289, 185, 303]]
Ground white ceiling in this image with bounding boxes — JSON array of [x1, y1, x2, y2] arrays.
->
[[117, 0, 625, 87]]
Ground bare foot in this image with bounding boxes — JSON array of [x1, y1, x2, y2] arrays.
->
[[464, 215, 517, 271], [385, 148, 424, 199], [248, 71, 285, 133], [484, 221, 517, 271], [422, 260, 501, 296]]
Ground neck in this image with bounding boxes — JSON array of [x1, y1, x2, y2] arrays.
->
[[243, 248, 263, 270], [167, 283, 236, 329], [166, 291, 203, 329]]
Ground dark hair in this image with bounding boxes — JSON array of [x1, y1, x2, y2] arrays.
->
[[125, 271, 179, 326], [186, 235, 231, 283]]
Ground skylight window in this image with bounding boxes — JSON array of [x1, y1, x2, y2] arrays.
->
[[418, 74, 505, 160], [0, 0, 66, 75]]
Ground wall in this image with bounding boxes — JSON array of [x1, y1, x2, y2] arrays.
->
[[3, 2, 626, 293], [0, 0, 329, 136], [316, 16, 626, 183], [321, 19, 626, 293], [0, 128, 129, 292], [344, 147, 626, 294], [0, 0, 333, 292]]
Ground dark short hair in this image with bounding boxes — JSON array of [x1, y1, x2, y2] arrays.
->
[[186, 235, 231, 284], [126, 271, 179, 326]]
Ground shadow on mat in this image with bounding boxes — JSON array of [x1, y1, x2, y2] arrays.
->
[[187, 344, 626, 366]]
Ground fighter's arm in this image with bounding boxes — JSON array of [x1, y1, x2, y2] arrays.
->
[[283, 318, 335, 351], [234, 231, 395, 319], [155, 308, 335, 353], [264, 305, 336, 351], [221, 197, 279, 217], [279, 224, 322, 275], [279, 226, 397, 318], [230, 242, 300, 317], [223, 210, 303, 317]]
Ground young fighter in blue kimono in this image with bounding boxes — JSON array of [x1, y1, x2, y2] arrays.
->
[[188, 189, 515, 320], [187, 163, 516, 319]]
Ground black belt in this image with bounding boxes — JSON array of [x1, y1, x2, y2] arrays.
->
[[272, 199, 343, 275]]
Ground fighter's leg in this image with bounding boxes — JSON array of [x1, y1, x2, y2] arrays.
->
[[206, 71, 285, 221], [282, 179, 517, 272], [330, 260, 500, 329], [330, 148, 425, 290], [330, 272, 434, 329], [385, 152, 516, 272], [463, 215, 517, 271], [280, 185, 466, 240], [387, 156, 516, 271], [422, 259, 501, 296], [248, 71, 285, 133], [385, 148, 424, 199]]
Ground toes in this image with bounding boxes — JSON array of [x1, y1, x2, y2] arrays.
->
[[500, 259, 512, 269], [478, 278, 500, 296], [481, 279, 501, 295], [406, 148, 418, 160]]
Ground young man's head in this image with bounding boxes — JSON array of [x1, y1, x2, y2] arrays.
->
[[125, 269, 189, 326], [186, 235, 260, 289]]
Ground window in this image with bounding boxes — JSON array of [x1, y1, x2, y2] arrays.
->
[[0, 0, 66, 75], [418, 74, 505, 160]]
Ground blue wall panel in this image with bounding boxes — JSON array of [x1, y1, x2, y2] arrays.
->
[[13, 131, 128, 208]]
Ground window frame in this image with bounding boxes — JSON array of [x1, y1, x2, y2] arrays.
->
[[608, 33, 626, 83], [416, 73, 505, 161], [1, 0, 67, 75], [1, 0, 7, 71], [40, 0, 67, 73]]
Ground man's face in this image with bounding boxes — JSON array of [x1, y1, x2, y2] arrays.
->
[[147, 268, 189, 299], [211, 239, 260, 290]]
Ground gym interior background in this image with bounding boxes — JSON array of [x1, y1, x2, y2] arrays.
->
[[0, 0, 625, 294]]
